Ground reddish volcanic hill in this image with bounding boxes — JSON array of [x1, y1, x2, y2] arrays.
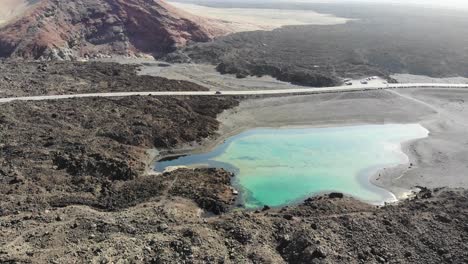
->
[[0, 0, 230, 60]]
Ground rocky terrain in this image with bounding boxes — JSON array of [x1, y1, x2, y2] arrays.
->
[[0, 96, 237, 212], [0, 0, 231, 60], [1, 181, 467, 263], [0, 60, 213, 97], [168, 3, 468, 87], [0, 61, 467, 263]]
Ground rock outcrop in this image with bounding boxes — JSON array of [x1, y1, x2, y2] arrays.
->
[[0, 0, 230, 60]]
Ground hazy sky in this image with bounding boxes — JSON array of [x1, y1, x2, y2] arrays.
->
[[174, 0, 468, 10], [292, 0, 468, 9]]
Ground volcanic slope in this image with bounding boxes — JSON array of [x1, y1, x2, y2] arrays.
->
[[0, 0, 230, 60]]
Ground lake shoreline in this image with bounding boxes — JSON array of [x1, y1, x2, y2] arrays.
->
[[148, 87, 468, 208], [151, 122, 428, 207]]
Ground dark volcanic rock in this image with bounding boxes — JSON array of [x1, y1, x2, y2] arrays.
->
[[0, 61, 238, 213], [165, 168, 235, 214], [0, 60, 213, 97], [215, 60, 341, 87], [0, 62, 467, 263], [328, 192, 344, 199], [171, 5, 468, 87], [52, 152, 138, 181]]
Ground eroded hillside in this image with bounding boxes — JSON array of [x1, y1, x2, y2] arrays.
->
[[0, 0, 231, 60]]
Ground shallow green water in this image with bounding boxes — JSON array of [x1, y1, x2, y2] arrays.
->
[[155, 124, 428, 208]]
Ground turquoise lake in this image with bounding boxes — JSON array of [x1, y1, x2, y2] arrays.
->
[[155, 124, 429, 208]]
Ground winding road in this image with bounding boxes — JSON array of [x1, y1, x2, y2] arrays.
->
[[0, 83, 467, 103]]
